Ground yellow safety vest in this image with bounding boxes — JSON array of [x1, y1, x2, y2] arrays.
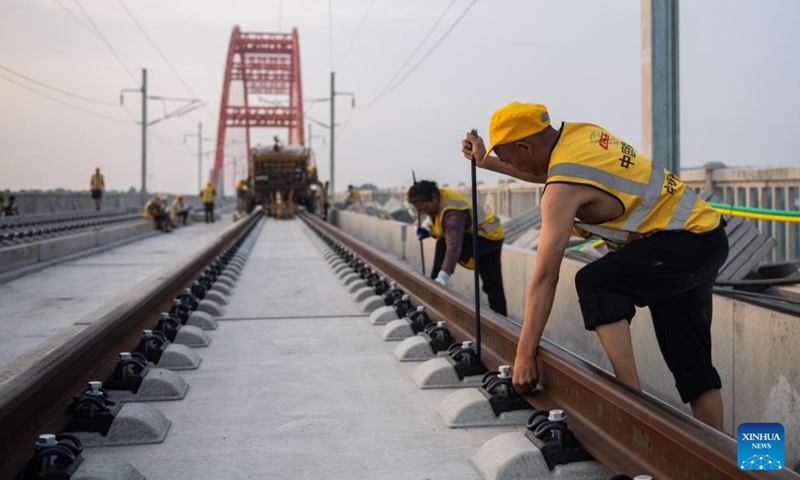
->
[[90, 173, 104, 190], [431, 188, 504, 241], [142, 200, 155, 219], [201, 186, 215, 203], [171, 198, 181, 216], [547, 123, 720, 247]]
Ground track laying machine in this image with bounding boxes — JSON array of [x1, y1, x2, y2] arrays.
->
[[249, 140, 325, 219]]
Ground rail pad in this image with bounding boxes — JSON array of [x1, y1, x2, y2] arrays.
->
[[214, 276, 236, 289], [412, 357, 484, 389], [173, 325, 211, 347], [437, 388, 534, 428], [381, 319, 414, 341], [394, 335, 436, 362], [209, 283, 233, 297], [187, 310, 218, 330], [71, 453, 146, 480], [69, 403, 171, 447], [342, 273, 361, 285], [108, 368, 189, 403], [369, 305, 398, 325], [197, 299, 224, 317], [204, 290, 228, 306], [156, 344, 202, 370], [353, 286, 376, 303], [360, 295, 385, 313], [347, 280, 368, 294], [471, 431, 612, 480]]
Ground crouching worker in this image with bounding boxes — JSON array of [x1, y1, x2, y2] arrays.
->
[[171, 194, 191, 226], [408, 180, 507, 316], [143, 195, 172, 233]]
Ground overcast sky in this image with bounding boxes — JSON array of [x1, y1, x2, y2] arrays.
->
[[1, 0, 798, 195]]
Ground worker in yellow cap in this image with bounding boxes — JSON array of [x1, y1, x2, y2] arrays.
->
[[201, 180, 216, 223], [462, 102, 728, 430], [235, 180, 248, 215]]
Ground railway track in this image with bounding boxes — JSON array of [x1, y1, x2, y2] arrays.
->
[[0, 210, 796, 479], [300, 212, 800, 480], [0, 211, 262, 479], [0, 212, 144, 248]]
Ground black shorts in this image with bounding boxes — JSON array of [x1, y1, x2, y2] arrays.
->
[[91, 190, 102, 199], [574, 223, 729, 403]]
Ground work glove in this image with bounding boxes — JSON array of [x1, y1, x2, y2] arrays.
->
[[435, 270, 450, 286], [415, 226, 430, 240]]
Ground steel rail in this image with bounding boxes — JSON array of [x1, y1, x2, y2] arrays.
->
[[301, 212, 799, 480], [0, 212, 262, 479]]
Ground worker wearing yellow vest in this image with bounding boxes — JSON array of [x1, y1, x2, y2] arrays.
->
[[462, 102, 729, 430], [235, 180, 248, 215], [90, 167, 104, 211], [201, 180, 216, 224], [408, 180, 507, 316], [171, 194, 190, 225]]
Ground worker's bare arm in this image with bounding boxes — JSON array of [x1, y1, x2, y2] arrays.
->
[[461, 133, 546, 183], [512, 183, 589, 392]]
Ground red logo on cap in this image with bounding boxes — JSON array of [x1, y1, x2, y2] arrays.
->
[[599, 132, 609, 150]]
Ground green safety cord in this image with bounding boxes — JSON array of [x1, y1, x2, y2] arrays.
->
[[564, 201, 800, 253]]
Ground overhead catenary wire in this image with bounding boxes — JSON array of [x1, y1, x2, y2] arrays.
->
[[372, 0, 477, 102], [0, 64, 120, 107], [337, 0, 380, 71], [115, 0, 216, 124], [72, 0, 139, 84], [339, 0, 475, 132], [368, 0, 458, 104], [0, 72, 134, 124], [53, 0, 94, 35]]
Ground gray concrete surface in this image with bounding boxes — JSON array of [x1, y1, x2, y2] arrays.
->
[[89, 219, 520, 480], [333, 209, 800, 471], [0, 215, 234, 373]]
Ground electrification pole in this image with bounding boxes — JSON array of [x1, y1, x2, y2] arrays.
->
[[184, 123, 215, 194], [121, 69, 202, 205], [330, 71, 335, 198], [643, 0, 680, 173], [328, 72, 355, 203], [197, 123, 202, 192], [141, 68, 147, 204]]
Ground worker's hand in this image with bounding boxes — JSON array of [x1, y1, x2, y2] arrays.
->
[[415, 226, 431, 240], [462, 131, 487, 163], [434, 270, 450, 286], [512, 355, 539, 393]]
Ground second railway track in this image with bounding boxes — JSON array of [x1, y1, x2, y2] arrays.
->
[[301, 212, 800, 480]]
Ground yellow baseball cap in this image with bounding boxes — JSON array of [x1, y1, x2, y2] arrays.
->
[[483, 102, 551, 163]]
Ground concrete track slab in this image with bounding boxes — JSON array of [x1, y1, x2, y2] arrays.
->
[[0, 217, 233, 371], [89, 219, 517, 480]]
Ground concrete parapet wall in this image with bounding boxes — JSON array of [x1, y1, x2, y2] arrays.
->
[[10, 192, 144, 215], [0, 220, 155, 274], [96, 220, 153, 246], [38, 232, 97, 262], [0, 244, 39, 271], [334, 210, 800, 468]]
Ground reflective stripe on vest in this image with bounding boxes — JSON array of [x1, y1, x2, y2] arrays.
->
[[431, 188, 504, 242], [547, 123, 719, 246]]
